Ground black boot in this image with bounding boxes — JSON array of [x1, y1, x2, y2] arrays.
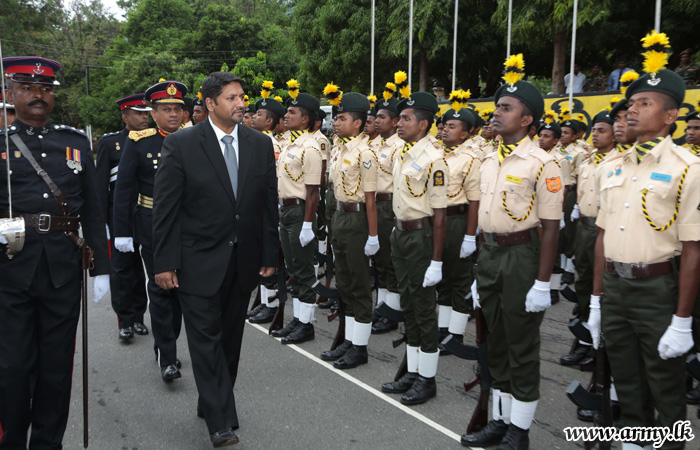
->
[[270, 318, 300, 338], [578, 347, 596, 371], [550, 289, 560, 305], [496, 423, 529, 450], [381, 372, 418, 394], [318, 298, 337, 309], [460, 419, 508, 447], [249, 305, 278, 324], [577, 407, 594, 422], [333, 345, 368, 370], [320, 340, 352, 361], [281, 323, 315, 345], [119, 326, 134, 341], [400, 375, 436, 405], [246, 303, 266, 318], [560, 342, 589, 366], [372, 317, 398, 334]]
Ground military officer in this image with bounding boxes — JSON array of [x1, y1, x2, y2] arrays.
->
[[319, 90, 379, 370], [96, 93, 151, 341], [380, 92, 447, 406], [589, 36, 700, 449], [461, 56, 563, 449], [0, 89, 15, 128], [0, 56, 109, 449], [674, 49, 700, 86], [113, 79, 186, 382], [611, 99, 635, 150], [267, 90, 323, 344]]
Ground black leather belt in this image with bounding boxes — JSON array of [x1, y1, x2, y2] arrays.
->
[[279, 198, 304, 206], [605, 259, 673, 279], [376, 192, 393, 202], [580, 216, 596, 226], [336, 201, 365, 212], [479, 228, 537, 247], [446, 204, 468, 216], [393, 216, 434, 231], [1, 210, 80, 234]]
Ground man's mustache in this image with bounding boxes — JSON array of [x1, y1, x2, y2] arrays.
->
[[28, 99, 49, 107]]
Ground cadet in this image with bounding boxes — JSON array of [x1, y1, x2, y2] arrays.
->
[[462, 55, 563, 449], [371, 94, 403, 334], [589, 33, 700, 450], [113, 79, 185, 382], [269, 88, 323, 344], [243, 95, 254, 127], [0, 56, 109, 449], [365, 104, 381, 149], [436, 99, 480, 350], [192, 91, 208, 125], [319, 89, 379, 369], [312, 107, 331, 239], [0, 89, 15, 128], [558, 114, 584, 282], [182, 96, 194, 127], [380, 91, 447, 405], [96, 93, 150, 341], [685, 103, 700, 153]]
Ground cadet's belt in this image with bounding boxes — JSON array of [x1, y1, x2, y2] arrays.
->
[[336, 201, 365, 212], [604, 259, 673, 279], [1, 210, 79, 234], [393, 216, 434, 231], [279, 198, 304, 207], [137, 194, 153, 209], [580, 216, 596, 226], [446, 204, 468, 216], [375, 193, 393, 202], [479, 228, 537, 247]]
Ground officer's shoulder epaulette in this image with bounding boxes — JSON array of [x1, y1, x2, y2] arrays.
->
[[0, 125, 19, 136], [53, 124, 87, 137], [672, 144, 700, 166], [129, 128, 157, 142], [100, 131, 120, 139], [530, 146, 557, 165]]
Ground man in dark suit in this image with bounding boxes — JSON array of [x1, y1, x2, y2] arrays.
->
[[153, 71, 278, 448]]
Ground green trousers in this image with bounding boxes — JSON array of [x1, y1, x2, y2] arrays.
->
[[436, 211, 473, 314], [279, 203, 317, 304], [325, 184, 336, 234], [477, 236, 544, 402], [375, 199, 398, 292], [331, 209, 372, 323], [602, 270, 685, 449], [573, 220, 596, 321], [317, 179, 327, 233], [561, 186, 577, 259], [391, 224, 438, 352]]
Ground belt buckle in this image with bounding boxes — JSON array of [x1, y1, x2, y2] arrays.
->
[[482, 233, 498, 246], [613, 261, 635, 279], [37, 213, 51, 233]]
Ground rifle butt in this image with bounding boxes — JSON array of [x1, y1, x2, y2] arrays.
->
[[466, 391, 489, 434]]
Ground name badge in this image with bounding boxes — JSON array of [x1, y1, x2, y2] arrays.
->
[[650, 172, 671, 183], [565, 155, 573, 160], [411, 162, 421, 171], [343, 158, 352, 165], [505, 175, 522, 184]]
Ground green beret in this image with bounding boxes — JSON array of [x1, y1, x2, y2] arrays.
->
[[625, 69, 685, 106], [316, 108, 326, 120], [367, 106, 377, 117], [592, 110, 614, 126], [376, 97, 400, 114], [494, 81, 544, 125], [443, 108, 475, 129], [397, 92, 439, 115], [183, 97, 194, 109], [245, 103, 256, 114], [286, 93, 320, 114], [537, 121, 562, 138], [336, 92, 370, 113], [685, 110, 699, 122], [255, 98, 285, 118], [473, 113, 485, 128], [560, 119, 579, 134], [609, 99, 628, 120]]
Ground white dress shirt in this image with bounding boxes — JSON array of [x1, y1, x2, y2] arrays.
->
[[564, 72, 586, 93], [208, 116, 239, 163]]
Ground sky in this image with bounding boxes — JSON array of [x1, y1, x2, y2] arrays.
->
[[102, 0, 125, 18]]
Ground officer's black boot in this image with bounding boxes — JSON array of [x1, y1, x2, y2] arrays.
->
[[271, 318, 300, 338], [320, 339, 352, 361], [381, 372, 418, 394], [560, 340, 589, 366], [249, 305, 278, 324], [246, 302, 266, 318], [496, 423, 529, 450], [400, 375, 436, 405], [372, 316, 398, 334], [119, 326, 134, 340], [333, 345, 368, 370], [281, 322, 314, 345], [460, 420, 509, 447]]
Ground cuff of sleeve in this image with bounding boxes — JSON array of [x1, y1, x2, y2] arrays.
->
[[305, 173, 322, 185], [537, 203, 563, 221], [362, 182, 377, 192], [595, 212, 607, 229], [678, 224, 700, 242], [429, 199, 447, 209]]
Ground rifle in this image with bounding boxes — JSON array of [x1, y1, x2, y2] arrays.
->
[[268, 249, 287, 334], [315, 234, 334, 305], [312, 280, 345, 351], [464, 307, 490, 434]]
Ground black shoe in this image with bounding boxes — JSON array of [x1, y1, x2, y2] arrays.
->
[[318, 298, 337, 309], [210, 428, 239, 447], [249, 306, 278, 324], [119, 326, 134, 340], [271, 318, 300, 338], [372, 317, 398, 334], [372, 308, 382, 324], [246, 302, 266, 318], [133, 322, 149, 335], [550, 289, 560, 305], [578, 349, 596, 372], [439, 333, 462, 356], [562, 271, 575, 285], [577, 407, 594, 422], [381, 372, 418, 394], [688, 387, 700, 405], [496, 423, 529, 450], [560, 344, 590, 366], [161, 364, 181, 382], [333, 345, 368, 370], [320, 340, 352, 361], [560, 285, 578, 303], [175, 359, 182, 369], [197, 407, 205, 419], [282, 323, 315, 344], [460, 419, 508, 447], [400, 375, 436, 405]]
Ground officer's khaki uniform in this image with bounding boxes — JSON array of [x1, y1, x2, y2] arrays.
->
[[263, 130, 282, 162], [559, 143, 587, 257], [391, 136, 448, 352], [312, 129, 331, 235], [477, 136, 563, 402], [330, 136, 378, 323], [596, 137, 700, 447], [325, 136, 340, 231]]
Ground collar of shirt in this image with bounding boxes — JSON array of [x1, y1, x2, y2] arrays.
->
[[208, 116, 239, 160], [635, 135, 670, 164], [403, 135, 433, 161]]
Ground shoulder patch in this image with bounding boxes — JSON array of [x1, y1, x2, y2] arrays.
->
[[433, 170, 445, 186], [546, 177, 562, 192], [672, 144, 700, 166], [129, 128, 157, 142]]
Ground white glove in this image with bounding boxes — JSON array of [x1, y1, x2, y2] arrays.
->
[[571, 204, 580, 222], [92, 275, 110, 303], [105, 224, 110, 240], [299, 222, 314, 247], [364, 235, 379, 256], [658, 315, 694, 360], [559, 212, 566, 230], [471, 280, 480, 309], [0, 233, 6, 245], [525, 279, 551, 313], [587, 295, 601, 349], [422, 260, 442, 287], [460, 235, 477, 258], [114, 237, 134, 253]]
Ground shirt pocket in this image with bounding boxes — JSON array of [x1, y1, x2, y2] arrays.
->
[[501, 180, 532, 218], [637, 176, 676, 229], [599, 175, 625, 215]]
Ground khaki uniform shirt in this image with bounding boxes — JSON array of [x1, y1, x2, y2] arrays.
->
[[444, 143, 481, 207], [277, 130, 290, 154], [560, 143, 586, 184], [596, 137, 700, 264], [331, 136, 378, 203], [546, 147, 572, 187], [480, 140, 497, 159], [277, 131, 323, 200], [374, 133, 404, 194], [367, 135, 382, 152], [312, 129, 331, 162], [392, 135, 448, 220], [479, 137, 564, 233], [576, 153, 607, 218], [428, 134, 442, 150], [263, 131, 282, 163]]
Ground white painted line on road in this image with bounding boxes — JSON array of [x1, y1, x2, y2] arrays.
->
[[248, 322, 485, 449]]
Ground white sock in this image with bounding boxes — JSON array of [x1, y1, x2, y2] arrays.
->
[[565, 258, 575, 273], [501, 392, 512, 424], [345, 316, 356, 342], [418, 349, 439, 378], [560, 254, 567, 269], [510, 398, 538, 430], [265, 287, 279, 308], [292, 297, 300, 319], [377, 288, 388, 307], [259, 286, 269, 306], [438, 305, 452, 328], [406, 345, 419, 373], [492, 389, 502, 421], [448, 311, 469, 336], [550, 273, 562, 290], [298, 302, 315, 324], [610, 381, 618, 401], [385, 292, 401, 311], [318, 238, 327, 254], [352, 321, 372, 346]]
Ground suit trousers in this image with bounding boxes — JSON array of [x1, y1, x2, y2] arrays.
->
[[178, 247, 248, 434], [109, 238, 148, 328]]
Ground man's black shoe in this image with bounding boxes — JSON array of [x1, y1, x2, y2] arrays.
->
[[460, 419, 508, 447], [210, 428, 239, 448], [400, 375, 436, 405], [496, 423, 529, 450], [372, 317, 398, 334], [318, 298, 337, 309], [550, 289, 560, 305], [246, 303, 266, 318], [320, 340, 352, 361], [560, 344, 589, 366], [333, 345, 368, 370], [381, 372, 418, 394], [175, 359, 182, 369], [249, 306, 277, 324], [577, 407, 594, 422], [119, 327, 134, 340], [270, 318, 300, 338], [282, 323, 315, 344], [161, 364, 181, 382], [562, 271, 575, 285], [133, 322, 149, 335]]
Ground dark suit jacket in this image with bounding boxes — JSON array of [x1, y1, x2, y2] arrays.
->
[[152, 120, 279, 297]]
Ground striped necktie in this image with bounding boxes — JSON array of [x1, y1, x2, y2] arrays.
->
[[636, 137, 664, 162], [444, 145, 458, 154], [498, 142, 517, 165], [290, 130, 304, 144], [400, 142, 415, 161], [381, 138, 386, 146], [689, 144, 700, 156], [594, 153, 605, 166], [340, 136, 354, 145]]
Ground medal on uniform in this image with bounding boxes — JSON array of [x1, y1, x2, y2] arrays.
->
[[115, 142, 121, 151], [65, 147, 82, 172], [1, 152, 5, 160], [14, 151, 20, 159], [147, 153, 152, 158]]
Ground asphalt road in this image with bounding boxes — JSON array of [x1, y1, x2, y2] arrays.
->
[[61, 280, 700, 450]]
